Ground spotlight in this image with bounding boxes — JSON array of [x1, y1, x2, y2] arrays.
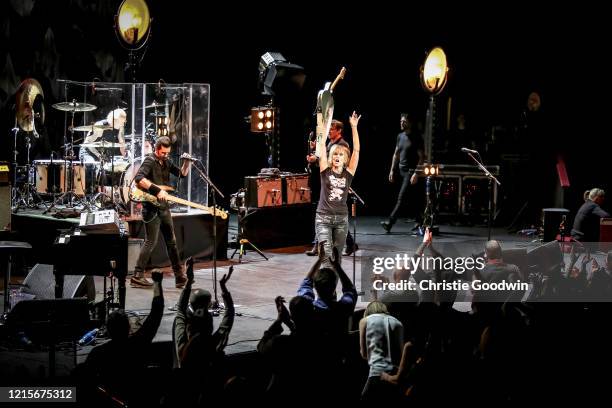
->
[[420, 47, 449, 95], [115, 0, 151, 50], [258, 52, 305, 96]]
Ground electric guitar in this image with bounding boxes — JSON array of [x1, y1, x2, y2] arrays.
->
[[129, 183, 228, 220], [314, 67, 346, 159]]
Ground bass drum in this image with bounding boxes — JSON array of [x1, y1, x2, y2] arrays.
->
[[119, 158, 143, 205]]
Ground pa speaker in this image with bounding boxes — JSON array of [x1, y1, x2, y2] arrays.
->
[[23, 264, 94, 301]]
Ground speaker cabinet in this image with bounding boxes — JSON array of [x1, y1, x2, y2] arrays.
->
[[245, 176, 282, 208]]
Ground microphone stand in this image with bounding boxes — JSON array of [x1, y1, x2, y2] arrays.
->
[[348, 187, 365, 292], [464, 150, 501, 241], [190, 159, 225, 311]]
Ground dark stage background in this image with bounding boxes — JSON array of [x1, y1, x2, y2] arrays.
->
[[1, 1, 610, 220]]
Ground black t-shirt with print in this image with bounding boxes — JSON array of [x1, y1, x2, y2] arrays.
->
[[316, 167, 353, 216]]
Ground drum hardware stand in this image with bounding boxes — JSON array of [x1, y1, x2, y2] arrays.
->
[[44, 101, 91, 214], [11, 126, 48, 213]]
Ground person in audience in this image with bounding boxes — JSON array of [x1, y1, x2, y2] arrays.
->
[[79, 270, 164, 406], [172, 257, 234, 404], [359, 301, 404, 403]]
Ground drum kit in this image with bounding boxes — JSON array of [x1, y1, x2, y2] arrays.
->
[[12, 97, 136, 215], [11, 81, 175, 216]]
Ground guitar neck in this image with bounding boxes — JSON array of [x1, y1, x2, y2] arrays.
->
[[165, 195, 208, 211]]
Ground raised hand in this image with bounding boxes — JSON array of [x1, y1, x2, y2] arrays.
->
[[349, 111, 361, 128], [275, 296, 291, 325], [318, 240, 327, 261], [186, 257, 194, 282]]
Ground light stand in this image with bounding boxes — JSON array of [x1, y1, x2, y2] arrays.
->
[[419, 47, 449, 235], [190, 159, 225, 310], [464, 150, 500, 240], [348, 187, 365, 290]]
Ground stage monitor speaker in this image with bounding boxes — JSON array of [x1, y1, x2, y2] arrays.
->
[[541, 208, 569, 242], [245, 176, 282, 208], [22, 263, 94, 302], [502, 248, 528, 280]]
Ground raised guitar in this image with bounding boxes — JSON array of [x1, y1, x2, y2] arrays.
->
[[314, 67, 346, 159], [129, 183, 228, 220]]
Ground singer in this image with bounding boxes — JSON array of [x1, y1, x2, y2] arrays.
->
[[130, 136, 192, 289], [314, 111, 361, 266]]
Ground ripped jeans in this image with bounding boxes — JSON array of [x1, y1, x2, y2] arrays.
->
[[315, 212, 349, 267]]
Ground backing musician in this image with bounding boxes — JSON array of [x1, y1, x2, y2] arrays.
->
[[130, 136, 192, 288], [79, 108, 127, 162]]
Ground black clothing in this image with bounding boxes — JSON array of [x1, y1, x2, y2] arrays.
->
[[316, 167, 353, 216], [134, 154, 183, 211], [571, 201, 610, 242], [396, 131, 423, 173], [81, 291, 163, 403], [133, 153, 185, 276]]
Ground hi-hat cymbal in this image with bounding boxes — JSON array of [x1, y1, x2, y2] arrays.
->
[[80, 142, 124, 148], [52, 101, 97, 112], [72, 124, 113, 132]]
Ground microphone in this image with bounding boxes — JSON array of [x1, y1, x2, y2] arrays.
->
[[181, 153, 200, 161], [461, 147, 478, 154]]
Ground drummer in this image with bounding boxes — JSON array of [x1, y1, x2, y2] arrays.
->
[[79, 108, 127, 162]]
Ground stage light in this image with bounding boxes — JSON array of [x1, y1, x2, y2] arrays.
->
[[115, 0, 151, 82], [250, 106, 275, 133], [115, 0, 151, 49], [420, 47, 448, 95], [258, 52, 305, 97]]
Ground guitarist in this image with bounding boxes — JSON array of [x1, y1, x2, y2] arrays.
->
[[131, 136, 192, 289]]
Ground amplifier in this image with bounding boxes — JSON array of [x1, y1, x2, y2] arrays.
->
[[245, 176, 282, 208], [282, 173, 311, 205]]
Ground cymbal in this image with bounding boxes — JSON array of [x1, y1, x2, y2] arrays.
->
[[52, 101, 97, 112], [141, 101, 168, 109], [72, 124, 113, 132], [80, 142, 124, 148]]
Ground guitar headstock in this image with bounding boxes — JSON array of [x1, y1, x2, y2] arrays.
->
[[210, 205, 228, 220], [330, 66, 347, 92]]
